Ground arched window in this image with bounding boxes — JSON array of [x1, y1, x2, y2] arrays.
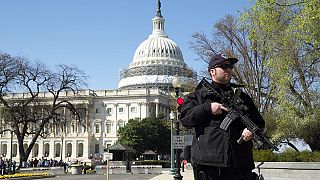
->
[[44, 143, 50, 157], [66, 143, 72, 157], [32, 144, 39, 157], [13, 144, 17, 157], [1, 144, 7, 157], [78, 143, 83, 157], [55, 143, 61, 157]]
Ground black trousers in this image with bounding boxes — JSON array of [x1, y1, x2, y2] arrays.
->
[[193, 164, 258, 180]]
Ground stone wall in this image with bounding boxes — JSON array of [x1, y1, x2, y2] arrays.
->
[[253, 162, 320, 180]]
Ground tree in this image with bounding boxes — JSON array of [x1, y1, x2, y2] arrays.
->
[[0, 52, 87, 163], [117, 116, 170, 156], [189, 15, 275, 114], [188, 14, 280, 150], [189, 0, 320, 151], [246, 0, 320, 151]]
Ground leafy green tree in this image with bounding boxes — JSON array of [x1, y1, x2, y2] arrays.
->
[[0, 52, 87, 163], [189, 0, 320, 151], [117, 116, 170, 156], [189, 14, 278, 149], [189, 14, 275, 115], [246, 0, 320, 151]]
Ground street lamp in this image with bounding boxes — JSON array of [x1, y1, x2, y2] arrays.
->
[[0, 128, 14, 174], [60, 135, 64, 162], [172, 75, 183, 180], [172, 75, 182, 91], [169, 111, 176, 174]]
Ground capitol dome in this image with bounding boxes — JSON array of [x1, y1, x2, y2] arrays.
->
[[118, 1, 196, 91], [130, 36, 185, 69]]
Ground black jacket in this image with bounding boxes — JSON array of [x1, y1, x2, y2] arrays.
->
[[179, 81, 265, 169]]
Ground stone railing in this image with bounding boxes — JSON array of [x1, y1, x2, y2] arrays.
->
[[95, 165, 126, 175], [19, 167, 65, 175], [131, 165, 162, 174], [253, 162, 320, 180]]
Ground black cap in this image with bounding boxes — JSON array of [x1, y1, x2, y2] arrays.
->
[[208, 54, 238, 71]]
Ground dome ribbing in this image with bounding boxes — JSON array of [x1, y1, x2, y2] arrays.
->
[[118, 0, 195, 90]]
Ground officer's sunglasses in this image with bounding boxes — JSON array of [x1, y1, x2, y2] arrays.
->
[[214, 63, 234, 70]]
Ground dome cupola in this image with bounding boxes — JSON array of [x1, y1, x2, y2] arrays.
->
[[118, 0, 195, 90]]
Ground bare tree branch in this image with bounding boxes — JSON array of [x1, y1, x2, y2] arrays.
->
[[0, 53, 88, 162]]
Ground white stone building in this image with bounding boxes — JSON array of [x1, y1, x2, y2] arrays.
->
[[0, 0, 195, 163]]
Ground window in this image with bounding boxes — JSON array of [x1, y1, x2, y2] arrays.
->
[[104, 141, 112, 149], [107, 144, 111, 149], [56, 114, 61, 121], [12, 144, 17, 157], [95, 144, 99, 154], [95, 124, 100, 133], [55, 124, 60, 134], [95, 109, 99, 113], [106, 123, 112, 134], [130, 107, 136, 113], [106, 108, 112, 114], [72, 124, 76, 133], [119, 107, 124, 113], [118, 122, 124, 128]]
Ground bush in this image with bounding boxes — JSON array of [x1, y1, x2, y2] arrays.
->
[[296, 151, 314, 162], [253, 149, 277, 162], [311, 151, 320, 162], [278, 149, 300, 162], [253, 149, 320, 162]]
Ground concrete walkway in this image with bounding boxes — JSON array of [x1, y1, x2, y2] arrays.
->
[[34, 169, 194, 180], [151, 168, 194, 180]]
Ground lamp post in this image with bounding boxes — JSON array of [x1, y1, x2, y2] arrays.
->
[[9, 130, 13, 174], [172, 75, 183, 180], [0, 129, 14, 174], [169, 111, 176, 174], [60, 135, 64, 162]]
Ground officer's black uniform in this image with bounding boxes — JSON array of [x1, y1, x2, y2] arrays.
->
[[180, 80, 265, 180]]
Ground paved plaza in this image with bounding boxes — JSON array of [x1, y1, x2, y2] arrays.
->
[[40, 168, 194, 180]]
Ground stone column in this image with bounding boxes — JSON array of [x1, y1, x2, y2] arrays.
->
[[83, 138, 89, 160], [85, 103, 89, 133], [49, 139, 55, 160], [126, 103, 130, 121], [38, 141, 44, 158], [155, 103, 159, 117], [145, 101, 149, 118], [61, 138, 65, 161], [72, 140, 77, 159], [0, 142, 2, 156], [113, 103, 118, 134], [138, 102, 142, 120]]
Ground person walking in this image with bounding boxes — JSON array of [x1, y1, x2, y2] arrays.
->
[[179, 54, 265, 180], [0, 157, 4, 175]]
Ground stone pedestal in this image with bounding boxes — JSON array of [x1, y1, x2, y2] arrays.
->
[[70, 165, 82, 175]]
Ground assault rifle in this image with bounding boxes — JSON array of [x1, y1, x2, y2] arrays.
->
[[198, 78, 277, 150]]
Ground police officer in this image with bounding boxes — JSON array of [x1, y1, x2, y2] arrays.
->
[[179, 54, 265, 180]]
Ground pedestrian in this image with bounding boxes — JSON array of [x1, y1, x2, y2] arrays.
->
[[83, 162, 87, 174], [12, 160, 16, 174], [0, 157, 4, 175], [63, 162, 67, 173], [179, 54, 265, 180]]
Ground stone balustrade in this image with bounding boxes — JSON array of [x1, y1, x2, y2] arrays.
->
[[19, 167, 65, 175], [253, 162, 320, 180], [95, 165, 126, 174], [131, 165, 162, 174]]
